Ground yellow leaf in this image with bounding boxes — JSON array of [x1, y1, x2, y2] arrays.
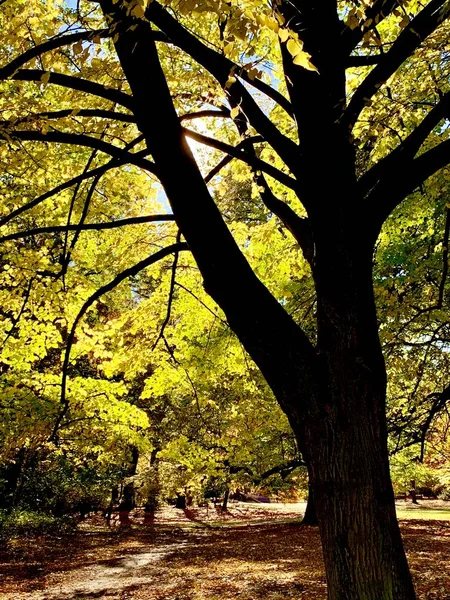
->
[[279, 28, 289, 43], [40, 72, 50, 84], [293, 51, 318, 72], [230, 107, 239, 119], [73, 41, 83, 55], [247, 67, 260, 81], [131, 4, 145, 18], [224, 42, 233, 55], [225, 75, 237, 88], [264, 16, 279, 32], [286, 38, 303, 57]]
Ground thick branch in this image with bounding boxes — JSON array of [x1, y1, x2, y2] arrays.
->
[[180, 109, 230, 122], [254, 171, 314, 265], [360, 90, 450, 219], [146, 3, 293, 119], [346, 54, 383, 67], [257, 458, 306, 482], [100, 0, 318, 421], [369, 138, 450, 225]]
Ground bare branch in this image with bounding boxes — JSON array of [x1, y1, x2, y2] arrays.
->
[[152, 231, 182, 350], [1, 278, 34, 349]]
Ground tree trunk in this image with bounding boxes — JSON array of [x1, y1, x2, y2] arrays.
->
[[294, 244, 416, 599], [301, 483, 318, 526], [410, 480, 418, 504], [222, 488, 230, 512], [101, 6, 417, 597]]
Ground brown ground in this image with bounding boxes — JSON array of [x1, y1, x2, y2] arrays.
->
[[1, 502, 449, 600]]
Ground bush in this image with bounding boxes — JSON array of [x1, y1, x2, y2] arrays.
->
[[0, 509, 75, 540]]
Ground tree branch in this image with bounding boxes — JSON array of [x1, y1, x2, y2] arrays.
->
[[346, 54, 383, 67], [9, 108, 136, 125], [180, 109, 230, 122], [342, 0, 401, 55], [368, 138, 450, 225], [360, 90, 450, 220], [1, 277, 34, 349], [0, 29, 109, 79], [183, 128, 297, 190], [0, 129, 156, 174], [254, 171, 315, 266], [146, 1, 299, 172], [257, 458, 306, 482], [343, 0, 450, 130], [146, 3, 293, 119], [8, 69, 133, 110], [49, 241, 189, 442], [152, 231, 182, 350], [0, 215, 176, 244], [0, 145, 144, 228]]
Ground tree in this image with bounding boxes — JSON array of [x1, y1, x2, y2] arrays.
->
[[1, 0, 450, 597]]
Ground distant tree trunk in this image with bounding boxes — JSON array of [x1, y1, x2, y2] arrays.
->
[[175, 494, 186, 509], [119, 482, 135, 526], [301, 483, 318, 526], [0, 447, 25, 510], [222, 488, 230, 512], [144, 449, 160, 525], [410, 480, 418, 504]]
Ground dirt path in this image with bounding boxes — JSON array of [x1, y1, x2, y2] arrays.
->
[[14, 540, 188, 600]]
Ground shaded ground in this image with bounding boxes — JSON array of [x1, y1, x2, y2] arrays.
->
[[1, 502, 449, 600]]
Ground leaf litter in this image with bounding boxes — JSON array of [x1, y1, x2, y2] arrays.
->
[[1, 502, 449, 600]]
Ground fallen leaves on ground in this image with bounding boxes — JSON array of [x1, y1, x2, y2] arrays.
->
[[0, 503, 449, 600]]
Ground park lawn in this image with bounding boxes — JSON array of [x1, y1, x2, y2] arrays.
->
[[1, 504, 450, 600], [396, 499, 450, 521]]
